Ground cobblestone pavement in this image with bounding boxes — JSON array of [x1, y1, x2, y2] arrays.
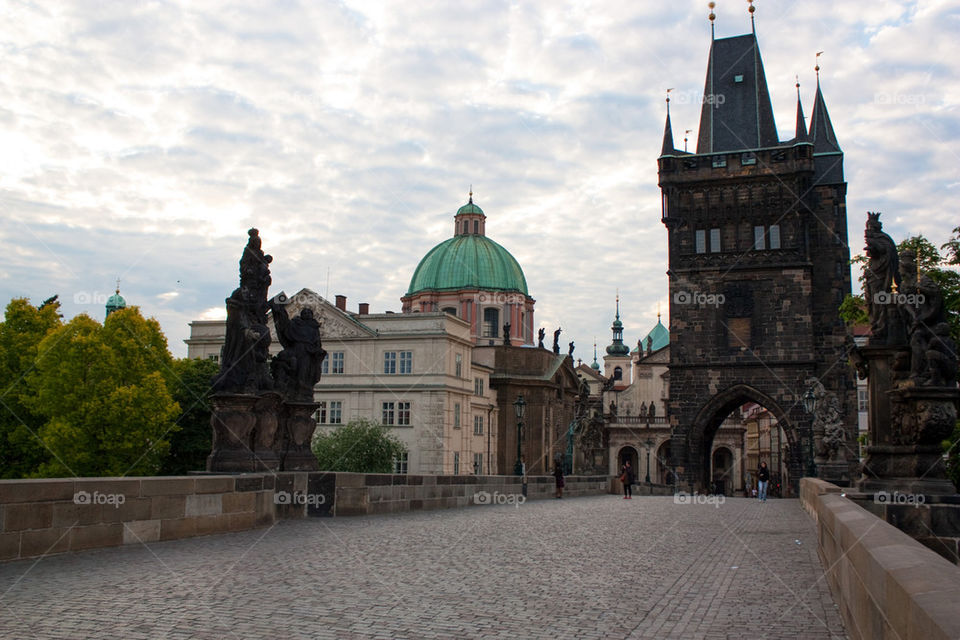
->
[[0, 495, 846, 639]]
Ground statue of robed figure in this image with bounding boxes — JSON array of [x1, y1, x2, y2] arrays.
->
[[269, 300, 327, 402]]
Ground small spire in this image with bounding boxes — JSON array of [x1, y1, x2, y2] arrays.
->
[[684, 129, 692, 152], [794, 75, 809, 142], [469, 185, 473, 203], [660, 89, 676, 156], [748, 0, 756, 34], [815, 51, 823, 84], [115, 278, 121, 295], [708, 2, 716, 39], [615, 293, 621, 321], [657, 301, 661, 323]]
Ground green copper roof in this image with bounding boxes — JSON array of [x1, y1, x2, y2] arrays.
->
[[105, 290, 126, 317], [407, 235, 528, 295], [456, 201, 484, 215], [635, 318, 669, 353]]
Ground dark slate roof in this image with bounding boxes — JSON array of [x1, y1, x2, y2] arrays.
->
[[696, 33, 779, 154], [809, 80, 844, 184], [661, 107, 676, 156]]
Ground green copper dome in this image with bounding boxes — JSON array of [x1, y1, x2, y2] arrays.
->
[[407, 235, 528, 295], [456, 201, 484, 215], [634, 317, 669, 353], [105, 289, 126, 317]]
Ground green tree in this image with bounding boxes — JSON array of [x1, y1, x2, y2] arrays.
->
[[160, 357, 219, 475], [25, 308, 180, 477], [312, 418, 408, 473], [0, 297, 62, 478]]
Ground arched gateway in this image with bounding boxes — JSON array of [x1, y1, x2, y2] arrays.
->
[[658, 22, 858, 493]]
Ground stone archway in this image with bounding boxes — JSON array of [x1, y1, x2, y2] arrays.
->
[[673, 383, 804, 493]]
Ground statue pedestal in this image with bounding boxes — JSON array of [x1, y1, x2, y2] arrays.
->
[[279, 401, 319, 471], [818, 461, 852, 486], [207, 394, 260, 472], [858, 382, 959, 496], [251, 393, 282, 472]]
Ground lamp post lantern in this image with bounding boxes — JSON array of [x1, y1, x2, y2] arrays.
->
[[644, 438, 654, 483], [513, 394, 526, 476], [802, 386, 819, 477]]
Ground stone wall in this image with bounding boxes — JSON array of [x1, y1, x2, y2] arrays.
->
[[800, 478, 960, 640], [1, 473, 609, 562], [0, 476, 274, 563]]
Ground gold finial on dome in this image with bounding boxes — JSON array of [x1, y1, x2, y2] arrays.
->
[[708, 2, 716, 37]]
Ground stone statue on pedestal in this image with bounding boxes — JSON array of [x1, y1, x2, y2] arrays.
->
[[270, 301, 327, 403], [538, 328, 545, 349], [863, 212, 901, 344], [552, 328, 561, 355]]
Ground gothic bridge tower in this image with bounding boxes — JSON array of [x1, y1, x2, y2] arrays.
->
[[658, 8, 856, 493]]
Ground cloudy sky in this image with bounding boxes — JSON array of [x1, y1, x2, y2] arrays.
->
[[2, 0, 958, 358]]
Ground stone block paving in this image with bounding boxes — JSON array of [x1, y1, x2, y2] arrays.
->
[[0, 496, 846, 639]]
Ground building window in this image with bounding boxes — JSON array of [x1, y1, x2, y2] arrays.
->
[[474, 377, 484, 396], [695, 229, 706, 254], [393, 453, 408, 474], [397, 402, 411, 426], [712, 156, 727, 168], [453, 452, 460, 475], [482, 308, 499, 338], [727, 318, 751, 349], [454, 403, 461, 429], [383, 351, 397, 374], [473, 220, 479, 234], [315, 401, 342, 425], [710, 228, 721, 253], [442, 306, 457, 316], [613, 366, 623, 381], [754, 226, 765, 250], [858, 389, 868, 412], [399, 351, 412, 374], [741, 152, 756, 166], [474, 415, 483, 435], [473, 452, 483, 475], [322, 351, 344, 374], [206, 354, 219, 363], [455, 353, 462, 378], [769, 225, 781, 249], [382, 402, 395, 425]]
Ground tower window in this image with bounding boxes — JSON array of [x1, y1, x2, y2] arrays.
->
[[741, 152, 756, 166], [482, 307, 499, 338], [473, 220, 479, 234], [695, 230, 706, 254], [710, 228, 721, 253], [614, 366, 623, 381], [712, 156, 727, 168], [769, 225, 781, 249], [753, 226, 765, 250]]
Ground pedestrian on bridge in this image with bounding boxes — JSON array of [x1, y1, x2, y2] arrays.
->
[[757, 461, 770, 503], [620, 461, 634, 499], [554, 463, 564, 499]]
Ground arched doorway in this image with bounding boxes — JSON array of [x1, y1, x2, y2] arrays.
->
[[672, 383, 802, 494], [617, 446, 638, 478], [711, 447, 733, 495], [657, 440, 673, 485]]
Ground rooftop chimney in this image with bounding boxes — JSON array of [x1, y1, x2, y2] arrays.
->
[[358, 303, 369, 315], [335, 295, 346, 311]]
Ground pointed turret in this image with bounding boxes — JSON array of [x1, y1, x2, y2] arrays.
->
[[808, 60, 844, 184], [660, 93, 676, 156], [793, 80, 810, 143], [605, 296, 630, 357]]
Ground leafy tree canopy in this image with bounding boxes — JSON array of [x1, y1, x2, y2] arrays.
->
[[312, 418, 408, 473]]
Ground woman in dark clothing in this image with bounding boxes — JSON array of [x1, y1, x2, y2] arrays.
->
[[554, 463, 565, 499], [757, 461, 770, 502], [620, 461, 635, 499]]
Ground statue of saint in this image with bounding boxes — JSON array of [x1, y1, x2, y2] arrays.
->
[[269, 303, 327, 402], [553, 327, 562, 355], [863, 213, 901, 342], [538, 328, 546, 349], [503, 322, 511, 346], [568, 341, 575, 357]]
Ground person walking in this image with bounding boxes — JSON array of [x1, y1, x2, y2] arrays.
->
[[554, 461, 565, 499], [757, 461, 770, 503], [620, 461, 635, 499]]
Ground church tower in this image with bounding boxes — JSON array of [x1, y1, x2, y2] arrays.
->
[[658, 4, 856, 492]]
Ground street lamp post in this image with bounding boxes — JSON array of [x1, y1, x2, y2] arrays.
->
[[513, 395, 526, 476], [802, 386, 819, 478], [645, 438, 654, 483]]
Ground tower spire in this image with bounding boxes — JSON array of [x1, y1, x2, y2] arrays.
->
[[709, 2, 716, 40], [660, 89, 676, 156], [748, 0, 756, 34], [794, 76, 809, 142]]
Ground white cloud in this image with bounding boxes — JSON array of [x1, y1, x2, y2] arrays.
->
[[1, 0, 957, 358]]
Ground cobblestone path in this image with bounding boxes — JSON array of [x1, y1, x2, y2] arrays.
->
[[0, 495, 846, 639]]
